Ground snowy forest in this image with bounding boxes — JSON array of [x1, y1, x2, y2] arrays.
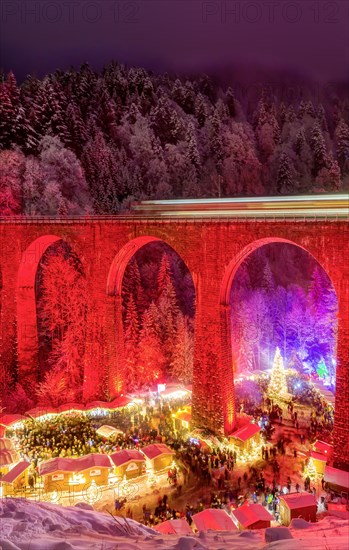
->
[[231, 244, 337, 384], [1, 62, 349, 215]]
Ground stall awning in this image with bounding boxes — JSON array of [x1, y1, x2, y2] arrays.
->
[[96, 425, 124, 439], [310, 451, 328, 462], [324, 466, 349, 490], [313, 441, 333, 456]]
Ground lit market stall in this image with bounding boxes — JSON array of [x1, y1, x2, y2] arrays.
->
[[110, 449, 146, 480], [279, 493, 317, 526], [0, 461, 30, 497], [232, 503, 273, 530], [0, 438, 20, 475], [141, 444, 174, 473], [192, 509, 238, 532], [324, 466, 349, 496], [39, 454, 112, 492], [96, 425, 124, 439], [229, 423, 261, 454], [154, 518, 193, 535]]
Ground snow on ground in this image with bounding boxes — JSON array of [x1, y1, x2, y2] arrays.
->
[[0, 499, 348, 550]]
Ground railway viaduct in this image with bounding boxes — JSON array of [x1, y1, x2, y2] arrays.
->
[[0, 215, 348, 469]]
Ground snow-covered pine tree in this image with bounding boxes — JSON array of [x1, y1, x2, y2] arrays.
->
[[267, 347, 288, 401]]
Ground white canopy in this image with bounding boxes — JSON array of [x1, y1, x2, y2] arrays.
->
[[96, 425, 124, 439]]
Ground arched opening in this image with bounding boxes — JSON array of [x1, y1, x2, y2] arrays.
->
[[16, 235, 86, 404], [221, 237, 337, 440], [107, 236, 195, 394]]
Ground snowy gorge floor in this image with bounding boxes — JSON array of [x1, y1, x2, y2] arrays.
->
[[1, 499, 349, 550]]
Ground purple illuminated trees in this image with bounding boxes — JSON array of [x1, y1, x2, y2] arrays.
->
[[230, 244, 337, 383]]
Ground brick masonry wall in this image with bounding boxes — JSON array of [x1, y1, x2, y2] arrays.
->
[[0, 218, 348, 468]]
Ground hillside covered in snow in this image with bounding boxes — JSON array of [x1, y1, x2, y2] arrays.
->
[[1, 498, 348, 550]]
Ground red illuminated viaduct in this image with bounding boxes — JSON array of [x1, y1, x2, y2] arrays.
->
[[0, 215, 348, 469]]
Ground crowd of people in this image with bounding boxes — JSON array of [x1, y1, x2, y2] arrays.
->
[[4, 382, 337, 526]]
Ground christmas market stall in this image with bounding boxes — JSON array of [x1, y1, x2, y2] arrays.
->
[[279, 493, 317, 526], [192, 509, 238, 532], [96, 425, 124, 439], [141, 444, 174, 472], [313, 440, 333, 458], [110, 449, 146, 480], [324, 465, 349, 496], [155, 518, 193, 535], [0, 461, 30, 497], [232, 503, 273, 530], [0, 438, 20, 475], [173, 407, 191, 431], [39, 454, 112, 492], [229, 423, 261, 453]]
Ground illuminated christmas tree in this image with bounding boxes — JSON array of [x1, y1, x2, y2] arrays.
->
[[306, 457, 317, 481], [267, 347, 288, 400]]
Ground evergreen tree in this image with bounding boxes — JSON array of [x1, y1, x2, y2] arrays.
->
[[311, 123, 328, 176], [267, 347, 288, 400], [137, 306, 166, 387], [194, 93, 208, 128], [276, 152, 294, 194], [225, 87, 236, 118], [185, 121, 201, 169], [170, 314, 194, 383], [334, 118, 349, 174]]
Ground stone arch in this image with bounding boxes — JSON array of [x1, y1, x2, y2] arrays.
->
[[219, 236, 338, 434], [16, 234, 82, 387], [220, 237, 334, 306], [107, 236, 162, 297], [106, 235, 196, 397]]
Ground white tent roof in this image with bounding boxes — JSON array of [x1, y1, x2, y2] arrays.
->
[[96, 425, 124, 438]]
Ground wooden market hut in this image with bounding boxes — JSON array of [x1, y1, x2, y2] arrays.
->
[[39, 454, 112, 492], [0, 438, 19, 475], [0, 461, 30, 497], [232, 503, 273, 530], [141, 444, 174, 472], [324, 465, 349, 496], [192, 509, 238, 532], [229, 423, 261, 453], [110, 449, 145, 480], [173, 407, 192, 431], [313, 440, 333, 458], [155, 518, 193, 535], [279, 493, 317, 526]]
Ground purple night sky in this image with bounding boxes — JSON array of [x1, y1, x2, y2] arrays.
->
[[1, 0, 348, 82]]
